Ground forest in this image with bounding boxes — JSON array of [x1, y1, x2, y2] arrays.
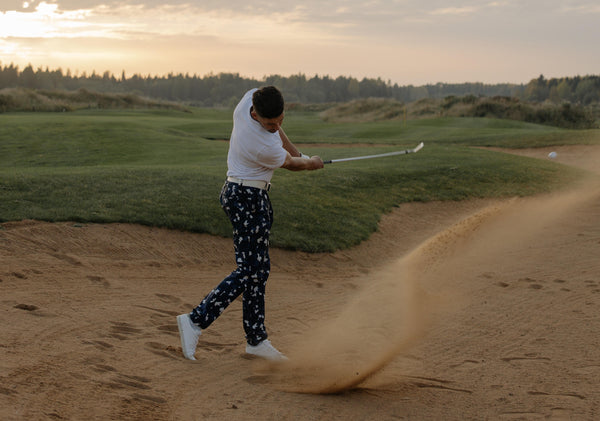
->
[[1, 63, 599, 108]]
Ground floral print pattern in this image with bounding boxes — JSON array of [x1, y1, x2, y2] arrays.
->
[[190, 182, 272, 346]]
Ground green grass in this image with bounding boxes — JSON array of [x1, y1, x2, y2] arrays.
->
[[286, 116, 599, 147], [1, 108, 598, 252]]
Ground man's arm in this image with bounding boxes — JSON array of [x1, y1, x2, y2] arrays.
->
[[281, 152, 324, 171], [278, 127, 323, 171], [279, 127, 301, 157]]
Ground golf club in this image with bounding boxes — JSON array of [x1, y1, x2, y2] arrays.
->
[[323, 142, 424, 164]]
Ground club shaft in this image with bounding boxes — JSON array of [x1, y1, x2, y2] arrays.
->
[[324, 142, 423, 164]]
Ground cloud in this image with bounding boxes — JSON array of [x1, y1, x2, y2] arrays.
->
[[0, 3, 97, 38], [0, 38, 23, 57], [0, 0, 36, 12], [429, 6, 478, 16], [15, 0, 302, 14], [1, 0, 599, 84], [2, 1, 341, 42], [560, 3, 600, 13]]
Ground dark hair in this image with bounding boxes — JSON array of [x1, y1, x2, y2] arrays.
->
[[252, 86, 284, 119]]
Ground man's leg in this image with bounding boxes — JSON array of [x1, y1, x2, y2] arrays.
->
[[178, 182, 286, 360], [184, 183, 272, 339], [240, 191, 273, 346], [189, 271, 247, 328]]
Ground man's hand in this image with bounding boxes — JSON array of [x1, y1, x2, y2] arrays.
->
[[307, 155, 324, 170]]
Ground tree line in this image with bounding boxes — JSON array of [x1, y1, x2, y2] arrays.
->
[[0, 63, 598, 107]]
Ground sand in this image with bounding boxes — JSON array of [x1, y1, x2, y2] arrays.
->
[[2, 146, 600, 420]]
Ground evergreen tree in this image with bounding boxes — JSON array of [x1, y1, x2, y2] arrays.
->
[[0, 63, 598, 107]]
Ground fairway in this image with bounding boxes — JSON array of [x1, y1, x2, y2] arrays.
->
[[1, 108, 596, 252]]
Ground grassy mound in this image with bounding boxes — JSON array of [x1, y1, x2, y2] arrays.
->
[[0, 87, 188, 113], [322, 96, 598, 129]]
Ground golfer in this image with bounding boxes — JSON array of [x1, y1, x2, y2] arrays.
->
[[177, 86, 324, 361]]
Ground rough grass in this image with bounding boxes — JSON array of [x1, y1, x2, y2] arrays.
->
[[321, 96, 598, 129], [0, 87, 188, 113]]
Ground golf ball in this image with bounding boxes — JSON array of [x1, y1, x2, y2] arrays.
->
[[548, 151, 557, 159]]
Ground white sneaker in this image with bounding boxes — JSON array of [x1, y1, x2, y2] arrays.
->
[[246, 339, 288, 361], [177, 314, 201, 360]]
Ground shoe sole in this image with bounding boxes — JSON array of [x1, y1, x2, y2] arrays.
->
[[177, 315, 196, 361], [245, 349, 288, 362], [244, 354, 288, 362]]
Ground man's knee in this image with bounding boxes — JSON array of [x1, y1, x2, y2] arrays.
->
[[237, 265, 270, 283]]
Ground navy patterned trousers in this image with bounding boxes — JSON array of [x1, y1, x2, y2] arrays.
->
[[190, 181, 272, 346]]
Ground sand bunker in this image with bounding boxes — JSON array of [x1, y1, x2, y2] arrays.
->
[[256, 181, 600, 394], [2, 145, 600, 419]]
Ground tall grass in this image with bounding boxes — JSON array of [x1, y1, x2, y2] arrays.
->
[[322, 96, 598, 129], [0, 87, 188, 113]]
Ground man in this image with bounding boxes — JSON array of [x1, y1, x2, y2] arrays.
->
[[177, 86, 324, 361]]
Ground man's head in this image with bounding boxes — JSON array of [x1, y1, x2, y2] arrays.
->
[[251, 86, 284, 133]]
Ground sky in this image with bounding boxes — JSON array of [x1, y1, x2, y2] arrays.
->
[[0, 0, 599, 86]]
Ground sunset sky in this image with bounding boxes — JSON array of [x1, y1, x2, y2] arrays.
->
[[1, 0, 598, 85]]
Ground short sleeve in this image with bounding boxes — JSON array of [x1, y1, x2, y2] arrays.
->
[[256, 145, 287, 169]]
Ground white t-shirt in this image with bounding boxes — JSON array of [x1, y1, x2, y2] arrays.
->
[[226, 89, 287, 182]]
